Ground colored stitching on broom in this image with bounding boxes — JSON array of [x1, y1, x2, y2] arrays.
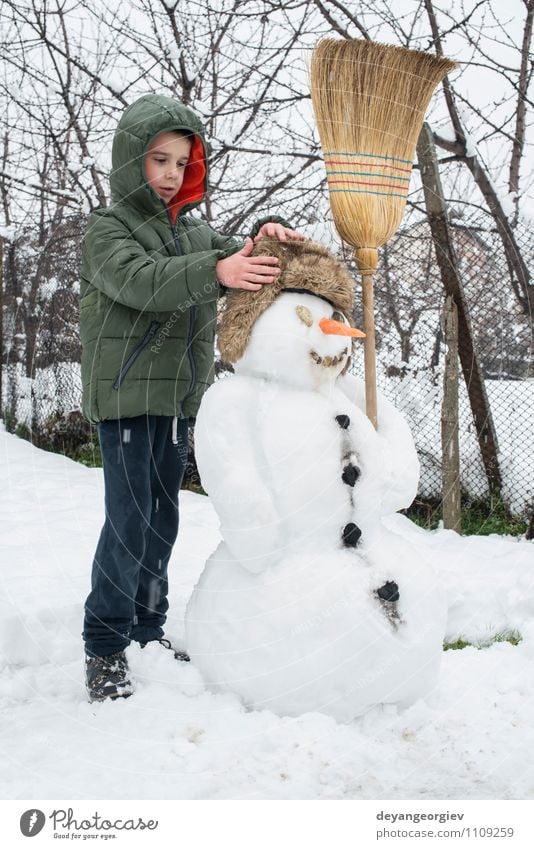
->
[[326, 170, 410, 182], [323, 151, 413, 164], [325, 160, 412, 174], [329, 189, 407, 198], [328, 179, 409, 191]]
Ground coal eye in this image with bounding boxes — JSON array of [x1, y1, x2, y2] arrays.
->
[[332, 309, 348, 324], [295, 305, 313, 327]]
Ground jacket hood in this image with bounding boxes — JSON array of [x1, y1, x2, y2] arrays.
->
[[110, 94, 208, 222]]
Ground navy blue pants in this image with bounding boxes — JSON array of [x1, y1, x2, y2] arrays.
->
[[83, 415, 189, 658]]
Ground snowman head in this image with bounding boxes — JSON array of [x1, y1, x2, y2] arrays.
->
[[235, 290, 364, 390], [218, 238, 363, 378]]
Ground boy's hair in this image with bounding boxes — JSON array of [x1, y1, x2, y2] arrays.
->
[[168, 129, 194, 142]]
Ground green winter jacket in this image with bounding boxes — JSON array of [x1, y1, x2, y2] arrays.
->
[[80, 94, 287, 423]]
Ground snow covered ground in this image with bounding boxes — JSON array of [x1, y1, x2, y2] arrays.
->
[[1, 427, 533, 800]]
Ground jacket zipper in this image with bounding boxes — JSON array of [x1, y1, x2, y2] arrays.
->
[[169, 215, 197, 416], [112, 321, 160, 389], [184, 305, 197, 397]]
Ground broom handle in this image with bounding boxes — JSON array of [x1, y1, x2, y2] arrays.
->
[[362, 272, 378, 429]]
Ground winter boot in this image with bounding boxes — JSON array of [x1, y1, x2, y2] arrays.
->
[[85, 650, 134, 702], [139, 637, 190, 662]]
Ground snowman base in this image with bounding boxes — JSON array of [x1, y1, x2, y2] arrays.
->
[[185, 528, 446, 723]]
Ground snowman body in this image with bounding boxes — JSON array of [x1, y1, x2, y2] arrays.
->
[[185, 293, 446, 721]]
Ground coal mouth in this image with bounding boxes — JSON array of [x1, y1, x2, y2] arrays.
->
[[310, 347, 348, 368]]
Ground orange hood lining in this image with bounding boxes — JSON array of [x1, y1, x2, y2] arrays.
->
[[167, 134, 206, 223]]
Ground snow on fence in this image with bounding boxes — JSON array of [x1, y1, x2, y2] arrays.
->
[[1, 209, 532, 518], [3, 357, 533, 517], [369, 366, 534, 517]]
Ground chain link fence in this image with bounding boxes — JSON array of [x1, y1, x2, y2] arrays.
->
[[1, 205, 532, 520], [349, 204, 533, 518]]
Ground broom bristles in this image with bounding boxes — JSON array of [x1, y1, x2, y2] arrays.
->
[[310, 39, 457, 257]]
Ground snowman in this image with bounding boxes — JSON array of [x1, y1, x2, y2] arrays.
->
[[185, 238, 446, 722]]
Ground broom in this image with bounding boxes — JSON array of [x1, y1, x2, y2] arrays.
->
[[310, 39, 456, 428]]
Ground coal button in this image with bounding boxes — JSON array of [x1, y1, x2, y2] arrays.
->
[[342, 522, 361, 547], [342, 463, 360, 487], [335, 414, 350, 429], [376, 581, 400, 603]]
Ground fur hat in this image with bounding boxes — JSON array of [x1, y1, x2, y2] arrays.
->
[[217, 237, 357, 363]]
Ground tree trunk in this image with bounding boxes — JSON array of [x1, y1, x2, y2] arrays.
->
[[441, 295, 461, 532], [417, 122, 502, 496], [0, 236, 3, 418]]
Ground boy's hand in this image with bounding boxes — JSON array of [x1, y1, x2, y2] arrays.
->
[[253, 222, 305, 243], [217, 238, 281, 291]]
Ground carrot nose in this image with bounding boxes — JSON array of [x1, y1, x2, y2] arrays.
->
[[319, 318, 366, 338]]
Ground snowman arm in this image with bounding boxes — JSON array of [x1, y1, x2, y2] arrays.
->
[[337, 372, 420, 512], [200, 462, 282, 574], [194, 380, 282, 572]]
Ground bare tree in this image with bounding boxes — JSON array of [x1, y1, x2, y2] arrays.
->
[[0, 0, 532, 420], [423, 0, 534, 317]]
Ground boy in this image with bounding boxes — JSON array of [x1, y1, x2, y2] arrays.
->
[[80, 93, 302, 702]]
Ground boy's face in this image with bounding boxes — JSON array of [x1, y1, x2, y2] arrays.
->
[[144, 131, 193, 202]]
